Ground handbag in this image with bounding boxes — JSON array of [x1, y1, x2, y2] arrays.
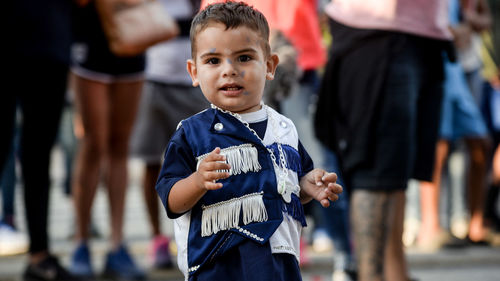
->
[[96, 0, 180, 57]]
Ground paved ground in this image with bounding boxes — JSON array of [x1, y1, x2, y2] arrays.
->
[[1, 150, 500, 281]]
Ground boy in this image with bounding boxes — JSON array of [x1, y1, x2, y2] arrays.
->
[[155, 2, 342, 280]]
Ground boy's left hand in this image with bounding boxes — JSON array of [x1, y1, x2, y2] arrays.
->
[[300, 169, 342, 207]]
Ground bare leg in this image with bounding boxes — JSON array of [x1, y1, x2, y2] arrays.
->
[[418, 140, 449, 246], [143, 164, 162, 236], [384, 191, 409, 281], [351, 190, 391, 281], [72, 75, 110, 243], [106, 81, 143, 249], [493, 144, 500, 185], [465, 137, 490, 242]]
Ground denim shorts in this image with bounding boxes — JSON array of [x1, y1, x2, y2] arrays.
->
[[439, 61, 488, 140]]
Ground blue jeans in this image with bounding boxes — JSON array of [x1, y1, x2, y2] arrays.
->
[[319, 146, 353, 271]]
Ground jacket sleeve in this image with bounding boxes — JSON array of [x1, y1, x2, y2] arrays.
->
[[155, 127, 197, 219]]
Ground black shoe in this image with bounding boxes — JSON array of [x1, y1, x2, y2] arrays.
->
[[23, 255, 82, 281]]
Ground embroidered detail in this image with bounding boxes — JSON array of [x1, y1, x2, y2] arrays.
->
[[272, 245, 295, 252], [196, 144, 261, 176], [236, 226, 264, 241], [201, 192, 268, 237], [188, 265, 200, 273]]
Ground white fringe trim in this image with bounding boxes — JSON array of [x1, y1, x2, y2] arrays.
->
[[201, 192, 268, 237], [196, 144, 261, 176]]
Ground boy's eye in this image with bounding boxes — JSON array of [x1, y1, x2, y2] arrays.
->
[[238, 55, 252, 62], [206, 58, 220, 64]]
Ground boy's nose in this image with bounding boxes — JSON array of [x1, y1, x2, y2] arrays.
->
[[222, 60, 238, 77]]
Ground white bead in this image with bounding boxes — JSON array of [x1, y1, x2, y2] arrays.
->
[[279, 121, 287, 128]]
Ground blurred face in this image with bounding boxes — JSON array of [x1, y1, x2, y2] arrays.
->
[[187, 23, 278, 114]]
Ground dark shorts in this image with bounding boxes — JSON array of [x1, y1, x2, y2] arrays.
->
[[350, 41, 444, 190], [129, 81, 209, 164], [315, 20, 446, 191], [71, 2, 145, 82], [189, 240, 301, 281]]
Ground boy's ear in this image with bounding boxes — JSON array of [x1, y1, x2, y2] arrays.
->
[[265, 53, 279, 80], [187, 59, 200, 87]]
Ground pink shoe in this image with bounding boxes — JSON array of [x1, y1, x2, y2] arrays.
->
[[149, 235, 173, 269]]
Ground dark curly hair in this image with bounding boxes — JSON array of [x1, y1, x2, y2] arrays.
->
[[190, 1, 271, 59]]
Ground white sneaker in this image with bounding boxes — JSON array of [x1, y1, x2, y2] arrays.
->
[[312, 230, 333, 253], [0, 223, 28, 256], [332, 270, 353, 281]]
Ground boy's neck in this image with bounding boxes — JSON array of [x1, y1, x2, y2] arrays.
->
[[240, 105, 267, 123]]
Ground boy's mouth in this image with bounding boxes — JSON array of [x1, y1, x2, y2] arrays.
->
[[220, 84, 243, 91]]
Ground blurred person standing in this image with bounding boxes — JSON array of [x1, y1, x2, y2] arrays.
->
[[3, 0, 79, 280], [314, 1, 452, 280], [482, 0, 500, 235], [69, 0, 146, 279], [129, 0, 208, 270], [417, 0, 492, 250]]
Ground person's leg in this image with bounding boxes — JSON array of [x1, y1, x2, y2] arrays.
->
[[494, 144, 500, 186], [19, 60, 67, 263], [465, 137, 490, 242], [1, 143, 17, 227], [72, 75, 110, 243], [384, 191, 408, 281], [106, 80, 143, 249], [100, 80, 145, 280], [418, 139, 449, 248], [351, 190, 391, 281], [0, 87, 17, 179], [143, 164, 162, 236]]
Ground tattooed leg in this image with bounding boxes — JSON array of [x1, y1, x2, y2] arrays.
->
[[351, 190, 391, 281]]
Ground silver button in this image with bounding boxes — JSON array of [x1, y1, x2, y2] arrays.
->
[[279, 121, 287, 128], [214, 123, 224, 131]]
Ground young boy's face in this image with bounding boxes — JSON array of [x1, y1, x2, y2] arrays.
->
[[187, 23, 279, 114]]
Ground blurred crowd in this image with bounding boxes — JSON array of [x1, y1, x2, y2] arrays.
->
[[1, 0, 499, 281]]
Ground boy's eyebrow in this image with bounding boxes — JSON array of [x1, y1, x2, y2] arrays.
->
[[233, 48, 258, 55], [199, 48, 258, 59]]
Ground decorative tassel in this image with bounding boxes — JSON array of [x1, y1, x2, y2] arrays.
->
[[197, 144, 261, 175], [201, 192, 268, 237], [282, 193, 307, 226]]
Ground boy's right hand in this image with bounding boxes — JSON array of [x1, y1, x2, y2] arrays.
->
[[195, 147, 231, 190]]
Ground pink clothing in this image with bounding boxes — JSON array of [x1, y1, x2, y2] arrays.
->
[[201, 0, 326, 70], [325, 0, 452, 40]]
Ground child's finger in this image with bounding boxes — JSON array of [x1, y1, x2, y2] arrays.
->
[[204, 171, 230, 182], [205, 181, 224, 190], [314, 170, 326, 186], [321, 172, 338, 183], [322, 188, 339, 202], [202, 161, 231, 172], [205, 147, 226, 162], [320, 198, 330, 208], [327, 183, 343, 194]]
